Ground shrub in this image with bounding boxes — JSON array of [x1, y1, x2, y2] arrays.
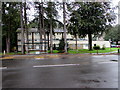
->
[[58, 38, 69, 53], [101, 45, 106, 50], [93, 45, 100, 50], [58, 38, 65, 51], [94, 44, 96, 46], [53, 44, 56, 50]]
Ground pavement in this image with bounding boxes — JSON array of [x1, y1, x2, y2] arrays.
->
[[0, 55, 118, 88], [0, 52, 119, 60]]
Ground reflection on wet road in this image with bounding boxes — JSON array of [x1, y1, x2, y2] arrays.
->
[[1, 55, 118, 88]]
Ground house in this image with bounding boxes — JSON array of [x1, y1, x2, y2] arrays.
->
[[17, 28, 110, 52]]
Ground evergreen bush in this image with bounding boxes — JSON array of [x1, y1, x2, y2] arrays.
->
[[93, 45, 100, 50]]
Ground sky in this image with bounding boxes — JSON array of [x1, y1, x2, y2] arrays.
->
[[28, 0, 120, 25], [110, 0, 120, 25]]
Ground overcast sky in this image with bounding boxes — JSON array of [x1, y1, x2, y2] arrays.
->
[[111, 0, 119, 25], [28, 0, 120, 25]]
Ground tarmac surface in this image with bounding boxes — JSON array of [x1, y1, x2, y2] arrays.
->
[[0, 54, 119, 88]]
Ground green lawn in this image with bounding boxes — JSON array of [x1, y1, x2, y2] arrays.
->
[[50, 48, 118, 54], [48, 50, 59, 53], [68, 48, 118, 54], [0, 52, 22, 55], [0, 48, 119, 55]]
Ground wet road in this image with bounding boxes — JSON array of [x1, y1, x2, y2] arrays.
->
[[1, 55, 118, 88]]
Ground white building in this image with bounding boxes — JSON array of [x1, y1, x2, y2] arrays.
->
[[17, 28, 110, 51]]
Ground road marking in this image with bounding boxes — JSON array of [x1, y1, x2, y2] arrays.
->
[[0, 67, 7, 70], [33, 64, 80, 68]]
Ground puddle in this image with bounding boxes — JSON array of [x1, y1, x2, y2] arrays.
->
[[98, 62, 118, 64], [81, 79, 100, 83], [110, 60, 118, 62], [61, 57, 67, 59]]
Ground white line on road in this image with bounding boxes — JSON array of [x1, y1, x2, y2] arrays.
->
[[33, 64, 80, 68], [0, 67, 7, 70]]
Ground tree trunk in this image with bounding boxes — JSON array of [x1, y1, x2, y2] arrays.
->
[[20, 2, 25, 54], [24, 1, 29, 54], [50, 3, 53, 53], [50, 19, 53, 53], [38, 3, 43, 52], [32, 32, 34, 49], [43, 31, 47, 52], [6, 3, 11, 53], [88, 33, 92, 51], [6, 36, 10, 53], [41, 2, 46, 52], [0, 1, 2, 53], [75, 36, 77, 50], [62, 32, 64, 39], [47, 32, 50, 50], [63, 2, 67, 53], [116, 41, 118, 45]]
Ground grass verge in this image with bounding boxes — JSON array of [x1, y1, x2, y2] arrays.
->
[[48, 48, 118, 54], [0, 48, 118, 55], [68, 48, 118, 54]]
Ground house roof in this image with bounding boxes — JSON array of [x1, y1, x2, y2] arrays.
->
[[17, 28, 67, 33], [17, 28, 39, 33]]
